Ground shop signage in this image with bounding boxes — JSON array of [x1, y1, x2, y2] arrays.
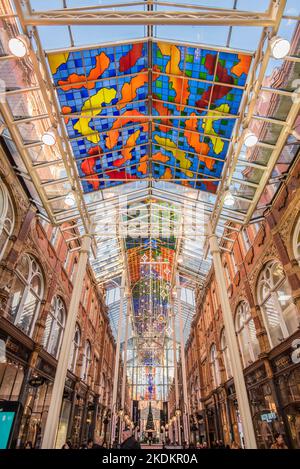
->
[[6, 338, 29, 361], [28, 376, 45, 388], [261, 412, 277, 422], [273, 354, 291, 372]]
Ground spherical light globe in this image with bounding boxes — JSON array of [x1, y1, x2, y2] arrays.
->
[[8, 35, 29, 58]]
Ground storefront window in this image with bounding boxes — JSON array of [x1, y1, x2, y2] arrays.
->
[[8, 254, 44, 337], [0, 179, 15, 261], [235, 301, 260, 368], [43, 296, 66, 359], [242, 228, 251, 252], [257, 260, 300, 348], [250, 380, 282, 449]]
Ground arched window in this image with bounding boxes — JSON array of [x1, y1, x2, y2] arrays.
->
[[293, 217, 300, 264], [9, 254, 44, 336], [257, 260, 299, 348], [43, 296, 66, 358], [81, 340, 91, 381], [82, 284, 89, 309], [210, 344, 220, 388], [69, 323, 81, 373], [220, 328, 232, 380], [235, 301, 259, 367], [0, 180, 15, 261]]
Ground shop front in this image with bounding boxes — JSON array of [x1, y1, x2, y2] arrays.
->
[[215, 388, 231, 446], [272, 337, 300, 449], [82, 394, 97, 443]]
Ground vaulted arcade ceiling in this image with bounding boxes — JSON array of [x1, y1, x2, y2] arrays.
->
[[48, 40, 251, 193]]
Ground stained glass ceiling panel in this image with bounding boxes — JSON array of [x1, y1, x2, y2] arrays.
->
[[48, 40, 251, 193]]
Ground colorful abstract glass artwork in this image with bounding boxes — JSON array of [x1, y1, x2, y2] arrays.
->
[[121, 199, 176, 346], [48, 41, 251, 193]]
